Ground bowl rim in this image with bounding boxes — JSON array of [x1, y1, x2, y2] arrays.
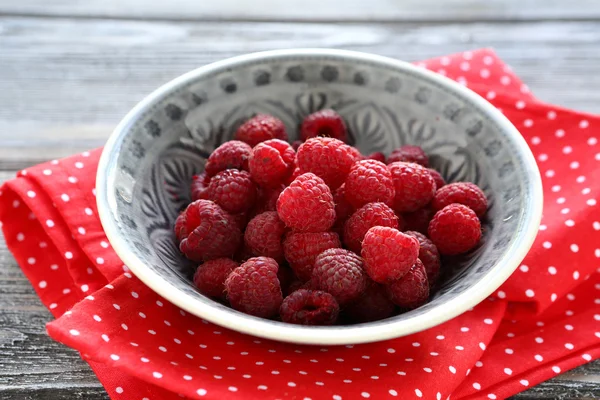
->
[[97, 48, 543, 345]]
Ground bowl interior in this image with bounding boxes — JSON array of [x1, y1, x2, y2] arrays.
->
[[98, 49, 540, 344]]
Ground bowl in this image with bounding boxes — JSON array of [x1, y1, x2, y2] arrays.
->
[[96, 48, 543, 345]]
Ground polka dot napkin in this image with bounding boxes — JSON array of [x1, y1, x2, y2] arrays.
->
[[0, 49, 599, 400]]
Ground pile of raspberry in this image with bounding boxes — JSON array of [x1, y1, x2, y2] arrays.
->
[[174, 110, 487, 325]]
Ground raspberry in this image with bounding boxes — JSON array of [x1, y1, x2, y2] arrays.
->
[[283, 231, 341, 281], [300, 109, 348, 142], [361, 226, 419, 283], [404, 231, 441, 287], [254, 184, 285, 214], [428, 168, 446, 190], [388, 161, 436, 212], [193, 258, 238, 298], [344, 159, 395, 208], [386, 259, 429, 309], [191, 172, 211, 201], [205, 140, 252, 177], [343, 202, 398, 253], [367, 152, 386, 163], [235, 114, 288, 147], [231, 212, 250, 231], [276, 173, 335, 232], [387, 145, 429, 166], [428, 203, 482, 255], [225, 257, 282, 318], [432, 182, 488, 217], [175, 200, 241, 261], [286, 166, 302, 186], [280, 289, 339, 325], [333, 184, 354, 227], [402, 207, 434, 234], [346, 280, 396, 322], [297, 137, 361, 189], [244, 212, 286, 262], [312, 249, 368, 305], [292, 140, 303, 151], [206, 169, 257, 214], [249, 139, 295, 188]]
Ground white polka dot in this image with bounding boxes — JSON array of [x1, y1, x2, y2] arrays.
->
[[333, 396, 341, 400], [440, 56, 451, 66], [101, 334, 109, 342], [566, 220, 575, 227], [43, 169, 52, 176], [38, 280, 49, 289], [152, 372, 162, 379], [412, 342, 420, 347], [504, 368, 512, 375], [61, 194, 70, 202], [507, 332, 515, 337], [486, 91, 496, 100], [40, 241, 47, 248], [121, 324, 128, 331], [65, 251, 73, 259], [455, 345, 464, 350], [525, 289, 535, 297], [389, 390, 398, 397], [387, 348, 395, 353], [449, 366, 456, 374], [519, 265, 529, 272], [565, 343, 574, 350], [461, 327, 469, 332], [101, 241, 110, 248], [92, 315, 101, 322], [538, 153, 548, 162], [27, 190, 36, 198], [596, 153, 600, 160], [545, 170, 555, 178], [68, 176, 78, 183], [110, 354, 120, 361], [423, 368, 432, 373], [583, 188, 591, 195], [540, 224, 547, 231], [551, 293, 558, 302], [480, 69, 490, 78], [46, 220, 54, 228], [552, 366, 561, 373], [543, 241, 552, 249], [113, 303, 120, 310], [505, 348, 514, 354], [501, 76, 511, 85], [436, 335, 444, 340], [49, 303, 57, 309], [460, 61, 470, 71], [524, 119, 534, 128], [96, 257, 105, 265], [582, 354, 592, 361], [75, 162, 84, 169], [69, 329, 80, 336], [571, 244, 579, 252], [12, 200, 19, 208], [515, 100, 526, 109], [534, 354, 543, 362], [580, 120, 589, 128], [79, 284, 89, 292], [415, 389, 423, 398], [563, 146, 573, 154], [557, 197, 566, 204], [570, 161, 580, 169], [573, 271, 580, 280], [535, 337, 544, 344], [77, 227, 86, 235], [588, 199, 597, 206], [520, 380, 529, 386], [84, 208, 93, 216], [115, 387, 123, 394], [497, 291, 506, 299], [473, 382, 481, 390], [488, 395, 497, 400], [547, 110, 557, 119], [566, 310, 574, 316]]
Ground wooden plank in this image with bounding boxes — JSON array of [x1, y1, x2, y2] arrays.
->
[[1, 17, 600, 170], [1, 0, 600, 22]]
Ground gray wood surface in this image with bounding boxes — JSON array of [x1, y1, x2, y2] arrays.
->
[[0, 1, 598, 398]]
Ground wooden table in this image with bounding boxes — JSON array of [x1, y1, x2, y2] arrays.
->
[[0, 1, 599, 398]]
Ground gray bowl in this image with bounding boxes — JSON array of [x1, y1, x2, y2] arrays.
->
[[97, 49, 542, 345]]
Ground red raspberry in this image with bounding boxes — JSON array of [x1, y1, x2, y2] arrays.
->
[[346, 280, 396, 322], [191, 172, 211, 201], [402, 207, 434, 234], [254, 184, 286, 214], [235, 114, 288, 147], [280, 289, 339, 325], [343, 202, 398, 253], [386, 259, 429, 309], [428, 168, 446, 190], [300, 109, 348, 142], [175, 200, 241, 261], [292, 140, 303, 151], [276, 173, 335, 232], [231, 212, 250, 231], [432, 182, 488, 217], [345, 159, 395, 208], [367, 152, 386, 163], [283, 231, 341, 281], [285, 166, 302, 186], [404, 231, 441, 287], [193, 258, 238, 298], [205, 140, 252, 177], [428, 203, 481, 255], [244, 212, 286, 262], [388, 161, 436, 212], [387, 145, 429, 166], [249, 139, 295, 188], [297, 137, 361, 189], [312, 248, 368, 305], [333, 184, 354, 227], [206, 169, 257, 214], [361, 226, 419, 283], [225, 257, 282, 318]]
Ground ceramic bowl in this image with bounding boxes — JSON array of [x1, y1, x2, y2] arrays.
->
[[96, 49, 543, 345]]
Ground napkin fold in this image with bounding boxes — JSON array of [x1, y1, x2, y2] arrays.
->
[[1, 48, 598, 400]]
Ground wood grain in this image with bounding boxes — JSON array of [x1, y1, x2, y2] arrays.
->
[[1, 0, 600, 22]]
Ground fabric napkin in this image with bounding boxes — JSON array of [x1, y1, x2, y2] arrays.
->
[[1, 48, 598, 400]]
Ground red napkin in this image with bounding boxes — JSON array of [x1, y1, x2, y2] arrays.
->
[[1, 49, 598, 400]]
